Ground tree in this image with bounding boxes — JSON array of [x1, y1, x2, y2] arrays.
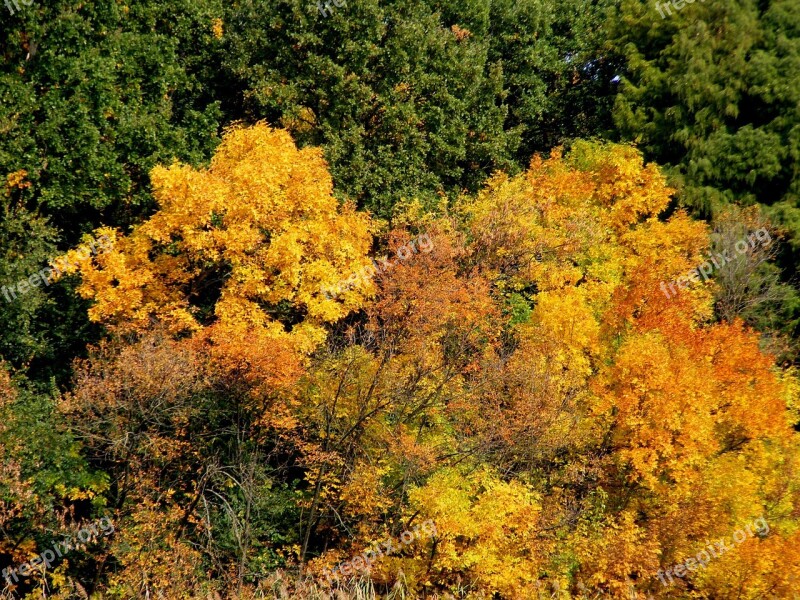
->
[[50, 131, 800, 599], [0, 0, 226, 238], [598, 0, 800, 364], [62, 122, 374, 385], [0, 364, 109, 599], [218, 0, 605, 219], [56, 123, 375, 594], [400, 142, 800, 598], [0, 0, 231, 383], [708, 207, 800, 362], [606, 0, 800, 216]]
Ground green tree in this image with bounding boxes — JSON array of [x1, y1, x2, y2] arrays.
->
[[0, 0, 226, 239], [606, 0, 800, 225], [219, 0, 605, 218], [0, 0, 229, 380], [603, 0, 800, 360]]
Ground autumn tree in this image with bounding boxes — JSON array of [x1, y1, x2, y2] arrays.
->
[[0, 364, 110, 599], [284, 143, 800, 599], [440, 143, 800, 598], [63, 122, 374, 385], [57, 123, 376, 596], [52, 127, 800, 599]]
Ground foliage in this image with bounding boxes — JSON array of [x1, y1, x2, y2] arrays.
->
[[0, 365, 109, 599], [218, 0, 606, 219], [64, 122, 374, 382], [603, 0, 800, 344], [605, 0, 800, 217], [0, 172, 60, 370], [1, 4, 800, 588], [36, 131, 800, 599], [599, 0, 800, 364], [0, 0, 225, 236], [0, 0, 230, 383]]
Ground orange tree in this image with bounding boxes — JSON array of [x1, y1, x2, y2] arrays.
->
[[296, 143, 800, 598]]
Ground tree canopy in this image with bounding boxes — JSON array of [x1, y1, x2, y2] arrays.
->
[[2, 2, 800, 598]]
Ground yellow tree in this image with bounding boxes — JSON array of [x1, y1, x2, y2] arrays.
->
[[58, 124, 377, 597], [398, 143, 800, 599], [61, 122, 375, 393]]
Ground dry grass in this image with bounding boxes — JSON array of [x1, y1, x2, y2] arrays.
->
[[220, 570, 485, 600]]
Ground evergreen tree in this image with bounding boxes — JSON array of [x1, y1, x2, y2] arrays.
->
[[604, 0, 800, 359], [218, 0, 603, 218]]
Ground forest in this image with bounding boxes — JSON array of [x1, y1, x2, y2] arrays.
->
[[1, 0, 800, 598]]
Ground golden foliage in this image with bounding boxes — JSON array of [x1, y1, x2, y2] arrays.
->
[[62, 123, 374, 394], [51, 133, 800, 599]]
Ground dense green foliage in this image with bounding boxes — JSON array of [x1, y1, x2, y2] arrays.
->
[[218, 0, 609, 217], [0, 0, 225, 234], [607, 0, 800, 221], [603, 0, 800, 357], [0, 0, 607, 232]]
